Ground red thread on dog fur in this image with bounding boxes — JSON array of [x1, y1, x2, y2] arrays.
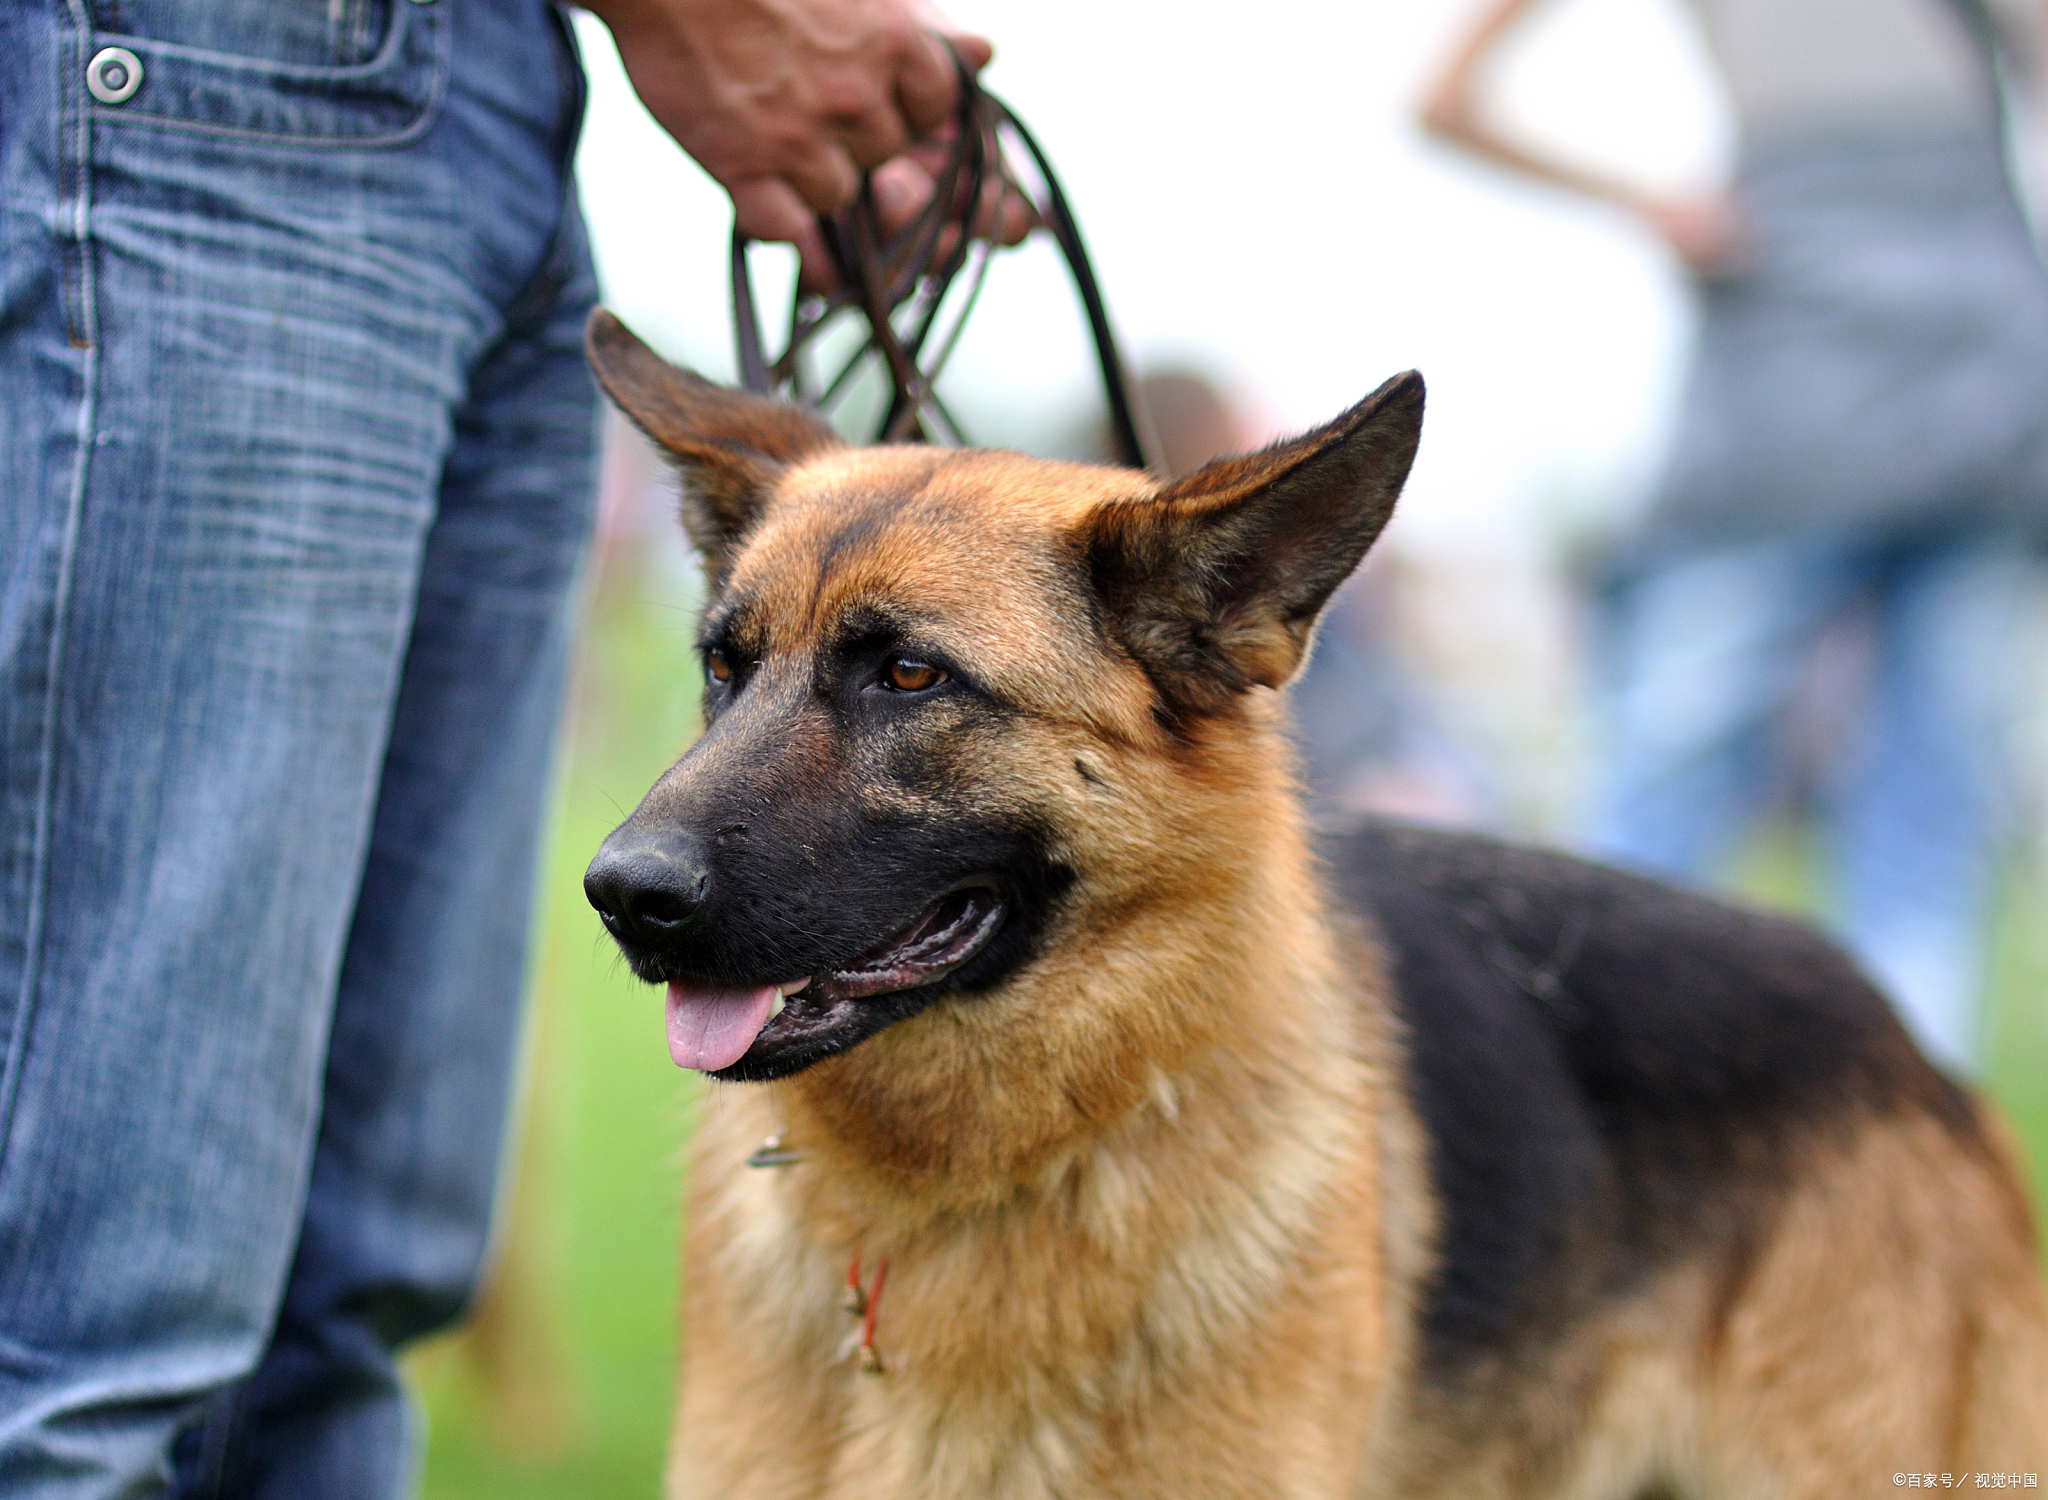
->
[[845, 1249, 866, 1314], [843, 1249, 889, 1373], [859, 1258, 890, 1375]]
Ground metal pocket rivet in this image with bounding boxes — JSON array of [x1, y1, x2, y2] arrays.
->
[[87, 46, 144, 105]]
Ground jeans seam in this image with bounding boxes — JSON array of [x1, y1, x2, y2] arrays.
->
[[87, 4, 450, 152], [0, 0, 100, 1179], [85, 108, 443, 151], [57, 5, 91, 348]]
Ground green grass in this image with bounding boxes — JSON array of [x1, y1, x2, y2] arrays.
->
[[1981, 867, 2048, 1223], [411, 555, 2048, 1496]]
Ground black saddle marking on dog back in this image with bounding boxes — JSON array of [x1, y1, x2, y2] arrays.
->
[[1321, 820, 1978, 1381]]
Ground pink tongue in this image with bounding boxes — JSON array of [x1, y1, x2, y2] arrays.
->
[[665, 979, 778, 1072]]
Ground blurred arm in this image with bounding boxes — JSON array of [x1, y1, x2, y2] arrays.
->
[[1418, 0, 1747, 272]]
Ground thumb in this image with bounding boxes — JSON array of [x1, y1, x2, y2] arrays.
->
[[906, 2, 993, 70], [943, 32, 993, 70]]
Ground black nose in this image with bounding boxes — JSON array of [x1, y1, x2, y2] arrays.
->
[[584, 831, 711, 948]]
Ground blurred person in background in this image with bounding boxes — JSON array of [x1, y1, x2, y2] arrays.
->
[[0, 1, 1004, 1495], [1422, 0, 2048, 1074]]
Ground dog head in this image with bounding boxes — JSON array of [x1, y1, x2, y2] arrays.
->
[[582, 311, 1422, 1113]]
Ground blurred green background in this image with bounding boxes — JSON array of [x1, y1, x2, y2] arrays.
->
[[403, 496, 2048, 1500]]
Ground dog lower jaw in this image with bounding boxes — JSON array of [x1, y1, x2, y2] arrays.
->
[[689, 886, 1009, 1081]]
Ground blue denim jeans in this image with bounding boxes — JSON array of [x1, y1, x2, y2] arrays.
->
[[1590, 529, 2042, 1074], [0, 3, 599, 1494]]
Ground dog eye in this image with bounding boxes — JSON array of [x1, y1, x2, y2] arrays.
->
[[883, 657, 946, 693], [706, 648, 733, 685]]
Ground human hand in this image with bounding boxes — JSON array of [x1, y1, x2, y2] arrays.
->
[[1639, 192, 1753, 278], [845, 133, 1036, 295], [587, 0, 1024, 284]]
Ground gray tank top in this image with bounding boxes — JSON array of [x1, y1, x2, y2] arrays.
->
[[1691, 0, 1996, 147]]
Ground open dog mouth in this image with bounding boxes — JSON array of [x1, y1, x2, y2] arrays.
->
[[663, 884, 1006, 1074]]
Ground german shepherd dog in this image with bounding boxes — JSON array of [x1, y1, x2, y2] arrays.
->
[[581, 309, 2048, 1500]]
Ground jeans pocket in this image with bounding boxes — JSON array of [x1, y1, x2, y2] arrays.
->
[[88, 0, 449, 149]]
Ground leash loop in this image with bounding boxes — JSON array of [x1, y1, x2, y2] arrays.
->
[[729, 48, 1159, 471]]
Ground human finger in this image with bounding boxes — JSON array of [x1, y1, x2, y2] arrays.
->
[[732, 186, 841, 297], [870, 156, 936, 240], [976, 175, 1035, 246], [905, 0, 993, 71], [729, 176, 821, 245], [868, 155, 1030, 261], [793, 221, 841, 297], [908, 120, 1032, 243], [895, 30, 973, 138], [837, 103, 913, 173], [944, 33, 993, 71], [779, 142, 864, 219]]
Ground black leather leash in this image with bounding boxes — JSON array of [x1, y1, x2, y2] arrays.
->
[[729, 51, 1160, 472]]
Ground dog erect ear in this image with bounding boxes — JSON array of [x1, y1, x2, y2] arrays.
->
[[1083, 371, 1423, 713], [585, 309, 844, 572]]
